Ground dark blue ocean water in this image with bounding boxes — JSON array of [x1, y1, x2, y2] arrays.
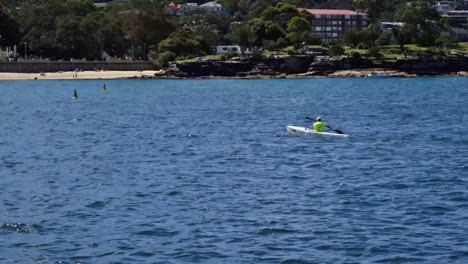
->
[[0, 77, 467, 263]]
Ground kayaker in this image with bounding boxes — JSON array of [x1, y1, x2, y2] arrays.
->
[[313, 117, 330, 132]]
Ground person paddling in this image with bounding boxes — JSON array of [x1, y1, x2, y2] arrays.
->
[[307, 116, 345, 135], [313, 117, 329, 132], [305, 116, 346, 134]]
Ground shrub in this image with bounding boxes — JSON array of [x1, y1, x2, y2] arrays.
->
[[357, 42, 368, 50], [148, 50, 158, 60], [262, 39, 276, 51], [368, 46, 381, 58], [220, 51, 239, 61], [375, 32, 392, 46], [158, 51, 176, 68], [328, 44, 345, 56], [342, 31, 359, 47], [350, 51, 362, 59], [284, 46, 297, 55], [276, 37, 289, 49]]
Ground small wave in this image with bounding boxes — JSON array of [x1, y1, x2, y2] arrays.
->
[[134, 227, 179, 237], [85, 201, 109, 209], [449, 250, 468, 260], [3, 161, 24, 169], [281, 259, 310, 264], [258, 227, 294, 236], [130, 251, 154, 257], [167, 191, 182, 196], [1, 223, 31, 233], [375, 255, 426, 263]]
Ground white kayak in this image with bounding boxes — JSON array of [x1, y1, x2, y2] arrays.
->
[[287, 126, 349, 138]]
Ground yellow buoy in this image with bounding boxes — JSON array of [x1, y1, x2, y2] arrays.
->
[[73, 89, 78, 99]]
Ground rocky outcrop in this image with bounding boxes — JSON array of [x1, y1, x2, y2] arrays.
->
[[307, 56, 374, 75], [263, 55, 315, 74], [163, 54, 468, 78], [393, 56, 468, 75], [165, 55, 314, 77], [165, 61, 254, 77]]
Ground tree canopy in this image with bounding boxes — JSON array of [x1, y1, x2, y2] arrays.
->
[[0, 0, 459, 60]]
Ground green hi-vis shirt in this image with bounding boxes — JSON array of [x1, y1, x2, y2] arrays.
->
[[313, 121, 328, 132]]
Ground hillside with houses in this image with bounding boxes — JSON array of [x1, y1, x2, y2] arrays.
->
[[0, 0, 467, 71]]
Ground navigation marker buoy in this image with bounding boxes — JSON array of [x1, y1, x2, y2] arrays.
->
[[73, 89, 78, 99], [103, 83, 107, 92]]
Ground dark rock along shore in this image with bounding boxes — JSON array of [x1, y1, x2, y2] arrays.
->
[[163, 54, 468, 78]]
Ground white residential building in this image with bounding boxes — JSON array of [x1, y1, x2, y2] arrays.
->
[[199, 2, 227, 15], [433, 1, 454, 14]]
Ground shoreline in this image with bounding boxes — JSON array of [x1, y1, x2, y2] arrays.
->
[[0, 70, 163, 81], [0, 69, 467, 81]]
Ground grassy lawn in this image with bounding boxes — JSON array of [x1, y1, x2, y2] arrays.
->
[[177, 42, 468, 62], [453, 42, 468, 52]]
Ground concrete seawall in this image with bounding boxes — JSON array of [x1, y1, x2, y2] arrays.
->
[[0, 61, 154, 73]]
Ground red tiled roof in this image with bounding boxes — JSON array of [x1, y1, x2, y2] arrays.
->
[[299, 8, 366, 16], [167, 2, 182, 10]]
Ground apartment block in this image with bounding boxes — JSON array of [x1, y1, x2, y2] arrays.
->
[[300, 9, 367, 43]]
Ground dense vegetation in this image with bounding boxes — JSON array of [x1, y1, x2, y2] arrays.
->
[[0, 0, 466, 64]]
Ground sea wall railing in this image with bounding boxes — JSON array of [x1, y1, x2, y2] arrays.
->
[[0, 60, 154, 73]]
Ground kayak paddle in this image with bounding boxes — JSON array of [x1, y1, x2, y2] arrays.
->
[[305, 116, 345, 134]]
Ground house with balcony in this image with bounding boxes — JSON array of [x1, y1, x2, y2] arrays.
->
[[299, 9, 367, 43]]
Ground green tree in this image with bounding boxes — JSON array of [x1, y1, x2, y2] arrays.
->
[[435, 32, 456, 49], [261, 6, 280, 21], [55, 16, 82, 58], [230, 22, 252, 53], [158, 29, 207, 56], [287, 16, 309, 33], [286, 16, 310, 47], [392, 25, 414, 51], [0, 9, 20, 47], [395, 0, 440, 48], [249, 0, 276, 18], [249, 18, 285, 47], [277, 3, 298, 14]]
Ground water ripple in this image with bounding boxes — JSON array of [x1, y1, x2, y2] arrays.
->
[[1, 78, 467, 263]]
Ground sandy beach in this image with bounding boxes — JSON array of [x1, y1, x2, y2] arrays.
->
[[0, 69, 466, 80], [0, 70, 163, 80]]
